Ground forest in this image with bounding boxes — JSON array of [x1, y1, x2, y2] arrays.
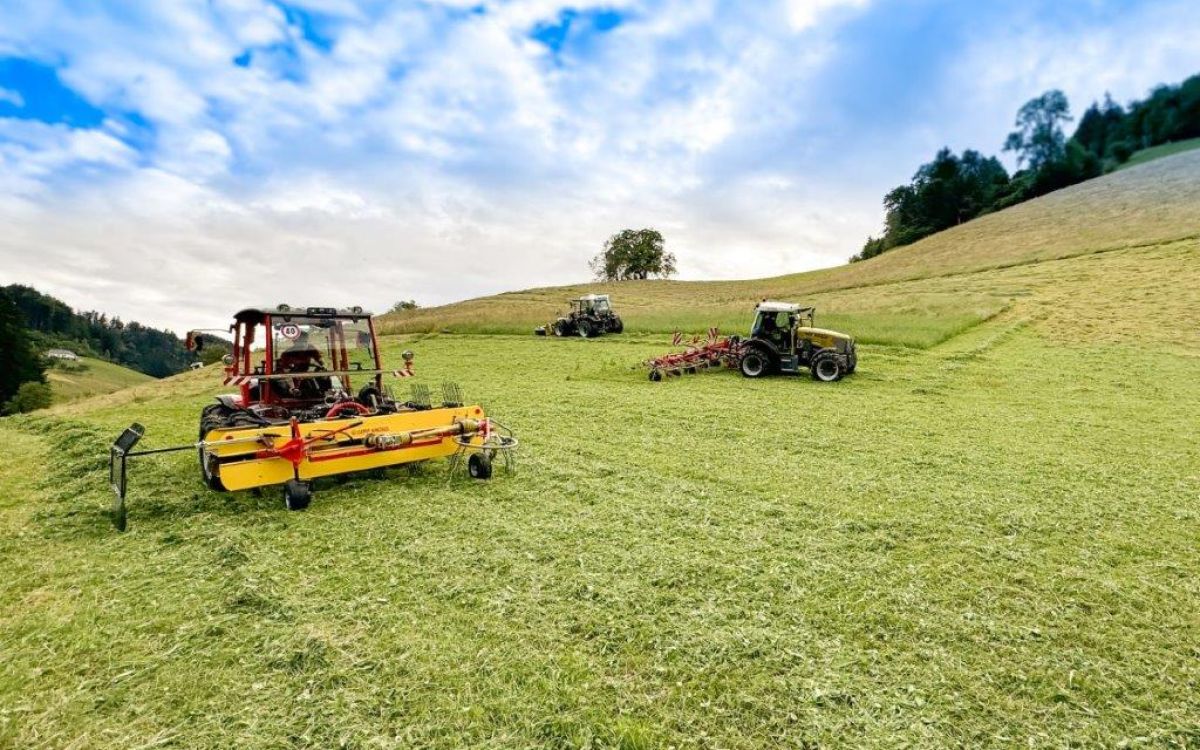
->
[[2, 284, 194, 378], [855, 72, 1200, 261]]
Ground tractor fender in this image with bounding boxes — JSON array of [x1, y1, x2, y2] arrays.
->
[[215, 394, 244, 409], [741, 339, 780, 365]]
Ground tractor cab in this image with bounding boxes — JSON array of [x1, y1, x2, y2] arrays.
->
[[750, 301, 815, 353], [225, 305, 402, 414], [572, 294, 611, 316]]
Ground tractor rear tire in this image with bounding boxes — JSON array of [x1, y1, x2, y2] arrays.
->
[[811, 351, 843, 382], [284, 479, 312, 511], [740, 350, 770, 378], [468, 453, 493, 480]]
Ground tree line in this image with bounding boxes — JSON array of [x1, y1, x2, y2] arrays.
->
[[0, 288, 50, 414], [2, 284, 194, 378], [855, 72, 1200, 262]]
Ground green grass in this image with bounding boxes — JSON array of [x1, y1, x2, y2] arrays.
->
[[2, 235, 1199, 747], [2, 150, 1200, 747], [1117, 137, 1200, 171], [45, 357, 155, 404]]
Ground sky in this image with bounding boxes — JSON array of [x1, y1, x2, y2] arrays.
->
[[0, 0, 1198, 334]]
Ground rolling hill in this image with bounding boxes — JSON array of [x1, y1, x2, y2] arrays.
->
[[0, 151, 1197, 747], [380, 149, 1200, 349], [44, 356, 155, 404]]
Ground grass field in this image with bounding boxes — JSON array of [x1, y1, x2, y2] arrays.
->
[[1117, 137, 1200, 171], [45, 357, 155, 404], [1, 153, 1199, 748]]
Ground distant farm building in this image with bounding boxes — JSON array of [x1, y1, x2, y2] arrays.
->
[[46, 349, 79, 361]]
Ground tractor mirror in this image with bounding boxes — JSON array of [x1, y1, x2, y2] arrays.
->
[[222, 354, 233, 366], [402, 350, 415, 363]]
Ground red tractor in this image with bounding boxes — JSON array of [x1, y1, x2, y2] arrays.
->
[[109, 304, 516, 531]]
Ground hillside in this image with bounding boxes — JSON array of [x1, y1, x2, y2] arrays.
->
[[0, 151, 1198, 747], [44, 356, 155, 404], [380, 149, 1200, 346]]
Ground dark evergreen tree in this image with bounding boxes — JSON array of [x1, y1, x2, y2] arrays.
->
[[0, 289, 46, 406]]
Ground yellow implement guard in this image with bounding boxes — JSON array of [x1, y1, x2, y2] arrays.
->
[[204, 404, 488, 491]]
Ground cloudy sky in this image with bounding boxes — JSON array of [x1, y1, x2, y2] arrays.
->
[[1, 0, 1198, 333]]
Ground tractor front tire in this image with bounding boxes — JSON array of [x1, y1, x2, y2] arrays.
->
[[811, 351, 843, 382], [284, 479, 312, 511], [198, 404, 232, 491], [553, 320, 569, 337], [610, 316, 624, 334], [740, 350, 770, 378], [577, 320, 595, 338], [468, 453, 493, 480]]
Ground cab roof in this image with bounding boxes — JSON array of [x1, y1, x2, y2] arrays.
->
[[234, 305, 372, 322], [575, 294, 611, 302], [756, 300, 814, 313]]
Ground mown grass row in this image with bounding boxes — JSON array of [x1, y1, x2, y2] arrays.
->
[[3, 306, 1199, 747]]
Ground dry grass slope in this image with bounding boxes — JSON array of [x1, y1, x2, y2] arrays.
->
[[380, 150, 1200, 343]]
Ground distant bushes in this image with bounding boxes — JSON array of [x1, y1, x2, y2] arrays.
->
[[856, 72, 1200, 262], [3, 382, 53, 415]]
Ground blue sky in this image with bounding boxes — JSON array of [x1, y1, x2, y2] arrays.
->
[[0, 0, 1197, 332]]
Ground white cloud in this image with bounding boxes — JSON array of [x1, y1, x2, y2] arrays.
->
[[0, 0, 1197, 334], [784, 0, 870, 32], [0, 87, 23, 107]]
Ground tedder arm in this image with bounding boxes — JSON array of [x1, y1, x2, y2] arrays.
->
[[645, 330, 741, 381], [108, 424, 284, 531], [108, 424, 197, 532]]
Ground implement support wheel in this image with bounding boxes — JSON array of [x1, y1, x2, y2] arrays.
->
[[284, 479, 312, 511], [468, 453, 493, 480]]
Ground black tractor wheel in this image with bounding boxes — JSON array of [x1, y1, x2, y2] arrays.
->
[[811, 351, 843, 382], [468, 453, 493, 480], [552, 319, 569, 337], [198, 403, 232, 491], [740, 349, 770, 378], [577, 320, 594, 338], [284, 479, 312, 511], [610, 316, 624, 334], [357, 385, 384, 408]]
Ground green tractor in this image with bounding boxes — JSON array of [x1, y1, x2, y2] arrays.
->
[[737, 301, 857, 382], [534, 294, 624, 338]]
